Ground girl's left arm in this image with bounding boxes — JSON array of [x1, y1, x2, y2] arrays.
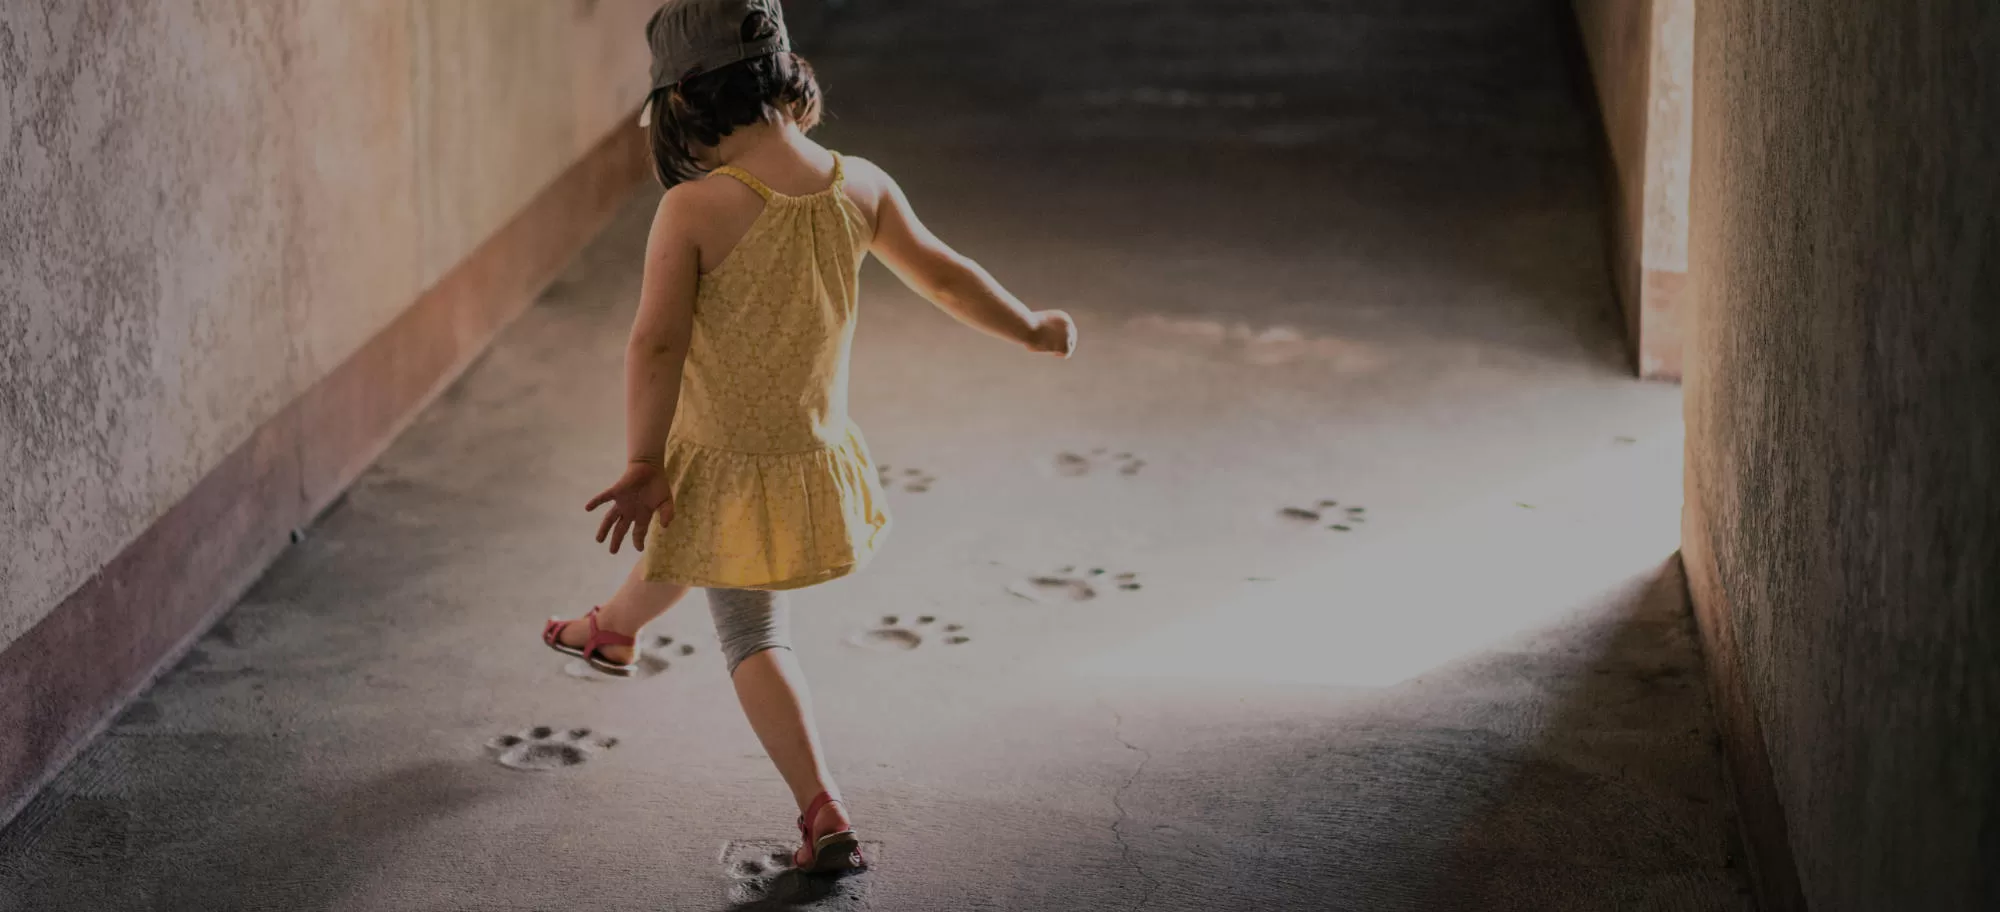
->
[[586, 189, 701, 554]]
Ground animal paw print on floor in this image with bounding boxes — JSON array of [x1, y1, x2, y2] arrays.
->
[[1278, 499, 1368, 532], [847, 614, 970, 651], [563, 633, 698, 682], [486, 726, 618, 771], [875, 464, 936, 493], [1005, 566, 1143, 603], [721, 839, 878, 907], [1052, 448, 1146, 478]]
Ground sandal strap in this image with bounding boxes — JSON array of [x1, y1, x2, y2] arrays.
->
[[798, 791, 840, 840], [583, 607, 636, 657]]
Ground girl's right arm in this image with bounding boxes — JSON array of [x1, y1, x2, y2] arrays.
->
[[856, 159, 1076, 358], [585, 186, 702, 554]]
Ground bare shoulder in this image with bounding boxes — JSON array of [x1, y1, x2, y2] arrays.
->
[[652, 180, 705, 229], [840, 154, 888, 182], [839, 155, 900, 202], [673, 168, 778, 214], [657, 174, 731, 220], [639, 182, 695, 255], [837, 155, 906, 238], [651, 173, 765, 264]]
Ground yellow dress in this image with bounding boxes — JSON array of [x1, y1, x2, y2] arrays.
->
[[643, 153, 891, 590]]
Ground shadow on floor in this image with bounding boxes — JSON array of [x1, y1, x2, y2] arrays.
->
[[1417, 560, 1752, 909], [2, 755, 493, 911], [953, 559, 1758, 912]]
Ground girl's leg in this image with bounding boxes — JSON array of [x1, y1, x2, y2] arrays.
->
[[555, 557, 691, 664], [708, 589, 856, 861]]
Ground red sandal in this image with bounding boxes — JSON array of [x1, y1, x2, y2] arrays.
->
[[795, 791, 866, 874], [541, 607, 638, 676]]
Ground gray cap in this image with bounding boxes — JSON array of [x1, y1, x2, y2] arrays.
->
[[647, 0, 790, 93]]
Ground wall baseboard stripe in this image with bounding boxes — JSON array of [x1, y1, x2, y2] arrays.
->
[[0, 124, 649, 829]]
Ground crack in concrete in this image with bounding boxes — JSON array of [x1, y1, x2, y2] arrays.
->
[[1105, 703, 1160, 912]]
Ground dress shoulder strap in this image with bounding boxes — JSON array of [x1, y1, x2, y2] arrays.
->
[[711, 165, 774, 201], [710, 155, 843, 200]]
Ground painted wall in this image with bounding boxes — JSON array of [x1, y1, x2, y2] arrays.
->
[[1569, 0, 1690, 379], [1685, 0, 2000, 907], [0, 0, 659, 653]]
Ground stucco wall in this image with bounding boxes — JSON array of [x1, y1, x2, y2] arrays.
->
[[1569, 0, 1690, 378], [1686, 0, 1999, 907], [0, 0, 658, 652]]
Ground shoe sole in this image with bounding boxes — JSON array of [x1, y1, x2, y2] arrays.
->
[[802, 831, 866, 874], [587, 656, 636, 676], [547, 619, 637, 676]]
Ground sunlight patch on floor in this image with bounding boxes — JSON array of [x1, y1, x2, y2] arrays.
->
[[1077, 424, 1685, 688]]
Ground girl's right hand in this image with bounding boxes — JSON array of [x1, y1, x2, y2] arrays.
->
[[586, 461, 677, 554], [1029, 310, 1077, 358]]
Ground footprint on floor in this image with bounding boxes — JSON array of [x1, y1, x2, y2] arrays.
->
[[847, 614, 970, 651], [1051, 448, 1146, 478], [486, 726, 618, 771], [721, 839, 878, 908], [874, 464, 937, 493], [1005, 566, 1142, 603], [1278, 500, 1368, 532], [563, 633, 698, 682]]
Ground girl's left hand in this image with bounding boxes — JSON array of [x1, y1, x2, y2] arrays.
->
[[1029, 309, 1077, 358], [586, 462, 676, 554]]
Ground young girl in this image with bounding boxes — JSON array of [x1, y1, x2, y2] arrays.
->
[[540, 0, 1076, 875]]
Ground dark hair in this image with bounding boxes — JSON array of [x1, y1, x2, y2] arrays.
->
[[647, 52, 824, 187]]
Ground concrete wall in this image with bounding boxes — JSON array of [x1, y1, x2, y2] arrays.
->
[[0, 0, 663, 824], [0, 0, 657, 654], [1684, 1, 1999, 909], [1569, 0, 1690, 379]]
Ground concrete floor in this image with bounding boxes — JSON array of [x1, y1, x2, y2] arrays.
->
[[1, 1, 1752, 909]]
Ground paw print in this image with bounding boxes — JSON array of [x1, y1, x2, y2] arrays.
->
[[1005, 565, 1142, 603], [726, 842, 800, 886], [1052, 448, 1146, 478], [1278, 500, 1368, 532], [563, 633, 697, 682], [721, 839, 876, 905], [876, 463, 936, 493], [848, 614, 970, 651], [485, 726, 618, 771]]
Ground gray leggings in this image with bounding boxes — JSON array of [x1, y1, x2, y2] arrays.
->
[[707, 588, 792, 674]]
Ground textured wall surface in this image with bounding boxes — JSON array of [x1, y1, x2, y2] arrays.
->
[[286, 0, 421, 382], [0, 1, 657, 652], [413, 1, 574, 287], [1686, 1, 1999, 908], [1569, 0, 1689, 378], [570, 0, 661, 159], [1, 3, 298, 649], [1570, 0, 1650, 349]]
